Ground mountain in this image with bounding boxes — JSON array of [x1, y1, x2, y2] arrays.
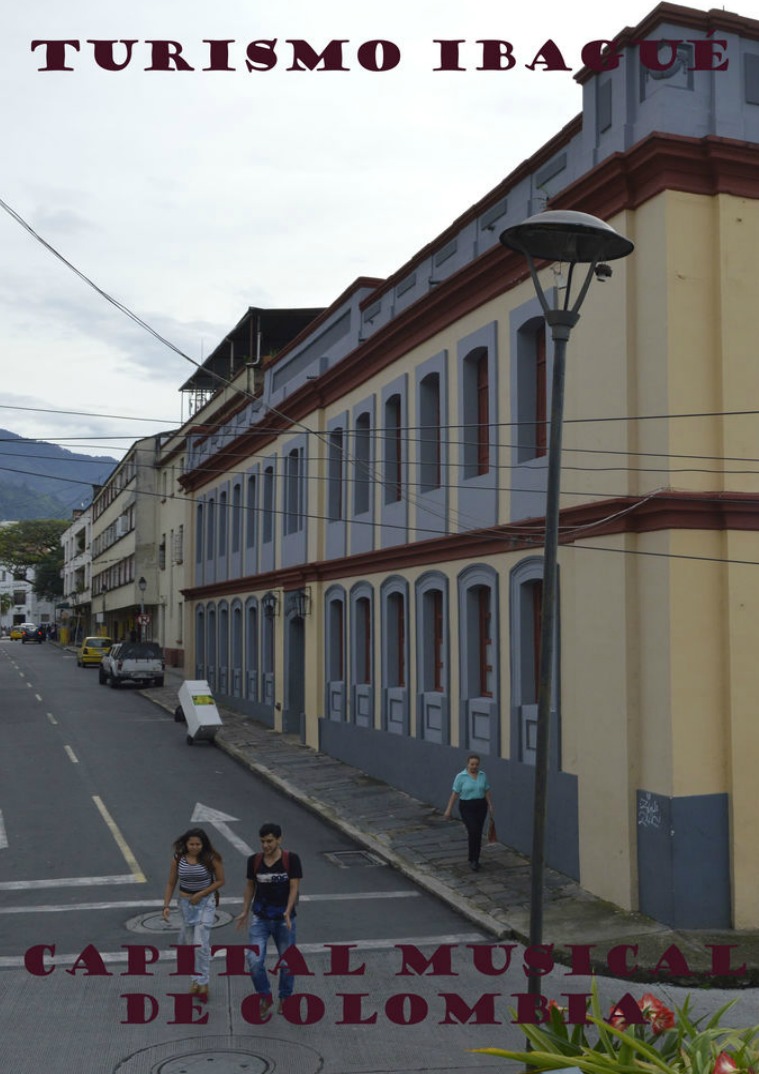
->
[[0, 429, 118, 520]]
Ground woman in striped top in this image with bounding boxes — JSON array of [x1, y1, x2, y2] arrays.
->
[[162, 827, 225, 1000]]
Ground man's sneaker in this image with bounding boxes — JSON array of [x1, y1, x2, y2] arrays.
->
[[260, 995, 273, 1017]]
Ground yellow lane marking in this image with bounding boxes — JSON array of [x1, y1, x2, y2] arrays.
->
[[91, 795, 146, 883]]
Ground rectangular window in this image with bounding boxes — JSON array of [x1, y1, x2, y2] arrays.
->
[[219, 491, 228, 555], [207, 498, 216, 559], [476, 353, 490, 475], [535, 325, 547, 459], [384, 395, 403, 504], [328, 430, 344, 521], [246, 475, 257, 549], [419, 373, 442, 492], [284, 449, 303, 534], [353, 413, 371, 515], [174, 525, 184, 564], [262, 466, 274, 544], [232, 482, 242, 552]]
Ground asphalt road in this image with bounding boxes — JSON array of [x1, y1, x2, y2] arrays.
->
[[0, 639, 484, 961], [4, 640, 759, 1074]]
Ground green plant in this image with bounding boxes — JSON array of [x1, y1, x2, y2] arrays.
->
[[474, 982, 759, 1074]]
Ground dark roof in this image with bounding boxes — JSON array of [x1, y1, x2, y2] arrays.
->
[[179, 306, 324, 394]]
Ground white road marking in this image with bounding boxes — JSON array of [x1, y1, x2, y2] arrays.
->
[[0, 891, 422, 914], [64, 745, 78, 764], [34, 693, 42, 700], [0, 933, 487, 968], [92, 795, 146, 883], [191, 802, 256, 857], [46, 712, 57, 725], [0, 810, 7, 849], [0, 874, 145, 891]]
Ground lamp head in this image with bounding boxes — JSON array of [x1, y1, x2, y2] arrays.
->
[[500, 210, 634, 264]]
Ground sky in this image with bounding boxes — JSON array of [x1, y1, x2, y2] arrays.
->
[[2, 0, 756, 461]]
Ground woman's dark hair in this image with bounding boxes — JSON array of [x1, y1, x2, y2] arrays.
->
[[173, 827, 222, 870]]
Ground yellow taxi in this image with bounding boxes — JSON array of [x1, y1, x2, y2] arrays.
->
[[77, 636, 113, 667], [10, 623, 34, 640]]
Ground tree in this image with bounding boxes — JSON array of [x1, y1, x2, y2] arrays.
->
[[32, 554, 65, 602], [0, 520, 68, 602], [0, 519, 68, 574]]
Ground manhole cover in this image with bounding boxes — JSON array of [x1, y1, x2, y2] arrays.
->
[[156, 1055, 269, 1073], [323, 849, 385, 867], [113, 1034, 322, 1073], [126, 908, 233, 934]]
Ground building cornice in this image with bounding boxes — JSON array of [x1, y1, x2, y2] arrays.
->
[[180, 132, 759, 493], [181, 491, 759, 600]]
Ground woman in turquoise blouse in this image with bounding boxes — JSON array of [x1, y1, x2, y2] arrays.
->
[[443, 753, 494, 871]]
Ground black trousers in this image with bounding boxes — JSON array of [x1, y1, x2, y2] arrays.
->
[[458, 798, 488, 863]]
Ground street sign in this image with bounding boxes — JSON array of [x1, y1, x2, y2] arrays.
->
[[137, 613, 151, 625]]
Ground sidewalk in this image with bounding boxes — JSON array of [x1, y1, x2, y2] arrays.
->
[[143, 665, 759, 986]]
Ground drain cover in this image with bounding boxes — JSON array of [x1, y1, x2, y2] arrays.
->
[[113, 1034, 322, 1073], [126, 908, 233, 934], [323, 849, 385, 867], [156, 1055, 269, 1073]]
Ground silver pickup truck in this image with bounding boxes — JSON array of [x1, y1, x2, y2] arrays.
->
[[99, 641, 165, 688]]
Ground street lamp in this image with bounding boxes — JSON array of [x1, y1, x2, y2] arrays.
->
[[499, 210, 634, 996], [138, 576, 147, 641]]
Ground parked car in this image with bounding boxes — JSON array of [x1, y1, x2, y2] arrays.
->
[[21, 624, 44, 644], [99, 641, 165, 688], [77, 636, 113, 667]]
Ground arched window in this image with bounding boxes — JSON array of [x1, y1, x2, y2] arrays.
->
[[381, 576, 410, 735], [325, 586, 346, 720]]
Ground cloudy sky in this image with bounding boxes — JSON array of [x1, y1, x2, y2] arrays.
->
[[1, 0, 752, 461]]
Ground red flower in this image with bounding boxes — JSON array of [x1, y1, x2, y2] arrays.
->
[[713, 1052, 738, 1074], [639, 993, 676, 1034]]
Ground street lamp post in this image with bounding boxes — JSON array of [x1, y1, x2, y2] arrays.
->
[[499, 211, 634, 997], [138, 576, 147, 641]]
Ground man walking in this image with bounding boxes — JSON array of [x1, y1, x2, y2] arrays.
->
[[235, 822, 303, 1015]]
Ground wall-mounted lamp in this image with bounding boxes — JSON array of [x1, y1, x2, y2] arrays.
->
[[262, 591, 279, 618], [291, 587, 311, 619]]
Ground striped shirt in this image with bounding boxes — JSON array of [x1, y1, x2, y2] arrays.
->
[[178, 856, 214, 893]]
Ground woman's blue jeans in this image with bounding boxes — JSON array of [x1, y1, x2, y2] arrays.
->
[[246, 915, 297, 998], [177, 893, 216, 985]]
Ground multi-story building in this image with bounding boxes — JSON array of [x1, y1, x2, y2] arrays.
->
[[90, 436, 163, 642], [154, 428, 189, 667], [95, 3, 758, 932], [60, 507, 92, 642]]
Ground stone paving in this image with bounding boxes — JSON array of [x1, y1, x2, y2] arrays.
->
[[137, 665, 759, 985]]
